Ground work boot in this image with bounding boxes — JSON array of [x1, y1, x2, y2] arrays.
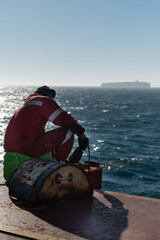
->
[[68, 146, 83, 163]]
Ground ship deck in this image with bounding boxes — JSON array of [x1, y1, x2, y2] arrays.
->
[[0, 164, 160, 240]]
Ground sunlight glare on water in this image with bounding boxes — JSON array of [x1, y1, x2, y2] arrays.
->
[[0, 86, 160, 199], [0, 86, 35, 163]]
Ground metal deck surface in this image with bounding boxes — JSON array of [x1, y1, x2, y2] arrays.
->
[[0, 165, 160, 240]]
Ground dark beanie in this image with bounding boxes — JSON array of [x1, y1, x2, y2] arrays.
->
[[35, 85, 56, 98]]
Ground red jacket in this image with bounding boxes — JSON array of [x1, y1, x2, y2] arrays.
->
[[4, 93, 85, 153]]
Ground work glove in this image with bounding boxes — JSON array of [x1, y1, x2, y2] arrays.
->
[[78, 134, 89, 151]]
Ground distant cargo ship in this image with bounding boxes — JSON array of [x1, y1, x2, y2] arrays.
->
[[101, 80, 150, 88]]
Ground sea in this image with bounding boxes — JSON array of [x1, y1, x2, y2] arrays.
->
[[0, 86, 160, 199]]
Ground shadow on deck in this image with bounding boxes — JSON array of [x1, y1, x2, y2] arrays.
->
[[13, 190, 128, 240]]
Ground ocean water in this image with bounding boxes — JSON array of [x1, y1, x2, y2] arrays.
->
[[0, 86, 160, 199]]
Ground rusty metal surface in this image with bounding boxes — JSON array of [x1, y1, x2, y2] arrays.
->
[[1, 165, 160, 240], [9, 158, 61, 186], [39, 165, 93, 201], [0, 232, 26, 240], [8, 159, 93, 203]]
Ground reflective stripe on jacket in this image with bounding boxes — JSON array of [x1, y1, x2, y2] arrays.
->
[[4, 93, 85, 153]]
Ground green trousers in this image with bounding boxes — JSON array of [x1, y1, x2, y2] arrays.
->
[[3, 152, 53, 181]]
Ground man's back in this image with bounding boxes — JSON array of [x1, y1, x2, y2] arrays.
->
[[4, 89, 85, 160], [4, 94, 56, 154]]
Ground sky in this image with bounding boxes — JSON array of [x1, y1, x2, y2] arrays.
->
[[0, 0, 160, 87]]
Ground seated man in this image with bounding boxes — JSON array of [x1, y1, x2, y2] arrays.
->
[[4, 86, 89, 165]]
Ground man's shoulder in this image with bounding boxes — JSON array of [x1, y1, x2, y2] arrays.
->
[[25, 94, 60, 109], [25, 94, 54, 103]]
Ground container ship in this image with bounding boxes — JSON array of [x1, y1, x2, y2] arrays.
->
[[101, 80, 150, 88]]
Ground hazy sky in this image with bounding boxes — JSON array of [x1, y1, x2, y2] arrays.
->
[[0, 0, 160, 87]]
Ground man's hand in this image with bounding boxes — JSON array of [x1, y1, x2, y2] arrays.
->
[[78, 134, 89, 151]]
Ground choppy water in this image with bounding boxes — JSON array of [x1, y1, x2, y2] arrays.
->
[[0, 86, 160, 199]]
